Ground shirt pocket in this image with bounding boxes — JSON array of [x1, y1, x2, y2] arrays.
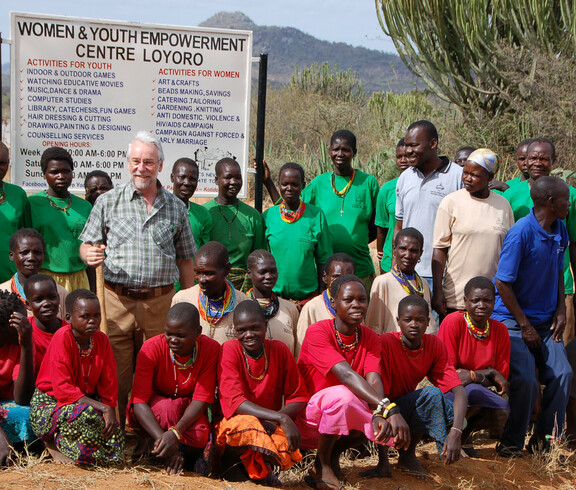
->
[[108, 217, 137, 248], [152, 219, 176, 255]]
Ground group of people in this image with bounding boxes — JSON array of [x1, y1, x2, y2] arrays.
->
[[0, 119, 575, 488]]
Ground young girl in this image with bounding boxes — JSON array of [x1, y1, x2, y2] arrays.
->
[[0, 291, 35, 466], [295, 253, 355, 358], [30, 289, 124, 465], [29, 147, 93, 291], [128, 302, 220, 475], [297, 275, 405, 489], [0, 228, 67, 318], [262, 162, 332, 302], [438, 276, 510, 456], [365, 295, 467, 479], [302, 130, 379, 292], [216, 301, 309, 485], [366, 227, 437, 334], [246, 250, 299, 355], [24, 274, 68, 374]]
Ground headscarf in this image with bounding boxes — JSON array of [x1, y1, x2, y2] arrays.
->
[[466, 148, 500, 175]]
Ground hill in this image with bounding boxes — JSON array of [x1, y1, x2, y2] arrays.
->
[[0, 13, 420, 95], [200, 12, 420, 93]]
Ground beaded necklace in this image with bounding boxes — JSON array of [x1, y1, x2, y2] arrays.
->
[[247, 289, 280, 339], [198, 279, 236, 330], [391, 264, 425, 297], [400, 335, 423, 359], [10, 273, 27, 307], [0, 182, 5, 204], [464, 312, 490, 340], [243, 346, 268, 381], [171, 341, 198, 397], [333, 319, 359, 352], [170, 340, 198, 369], [330, 170, 356, 216], [217, 201, 239, 240], [280, 200, 306, 223], [76, 337, 93, 392], [322, 290, 336, 318], [44, 190, 72, 215]]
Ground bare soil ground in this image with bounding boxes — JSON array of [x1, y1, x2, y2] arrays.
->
[[1, 439, 574, 490]]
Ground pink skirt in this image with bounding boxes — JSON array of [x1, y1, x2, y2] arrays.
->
[[296, 385, 394, 450]]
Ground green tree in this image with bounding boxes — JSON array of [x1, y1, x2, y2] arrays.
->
[[375, 0, 576, 116]]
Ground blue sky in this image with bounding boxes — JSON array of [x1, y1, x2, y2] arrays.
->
[[1, 0, 397, 60]]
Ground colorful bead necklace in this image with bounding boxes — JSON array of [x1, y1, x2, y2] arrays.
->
[[333, 320, 359, 352], [391, 264, 425, 297], [400, 335, 423, 359], [322, 290, 336, 318], [170, 340, 198, 369], [198, 279, 236, 328], [330, 170, 356, 216], [280, 200, 306, 223], [44, 190, 72, 215], [247, 289, 280, 339], [76, 337, 93, 393], [10, 273, 27, 307], [171, 341, 197, 397], [464, 312, 490, 340], [243, 346, 268, 381]]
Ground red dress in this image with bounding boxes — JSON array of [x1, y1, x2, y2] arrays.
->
[[128, 333, 220, 448], [36, 325, 117, 408]]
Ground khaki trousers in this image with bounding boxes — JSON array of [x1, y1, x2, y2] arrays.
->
[[104, 286, 175, 426]]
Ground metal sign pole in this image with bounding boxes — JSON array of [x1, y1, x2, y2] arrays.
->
[[254, 53, 267, 213]]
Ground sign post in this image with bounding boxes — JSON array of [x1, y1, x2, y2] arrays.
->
[[10, 13, 253, 197]]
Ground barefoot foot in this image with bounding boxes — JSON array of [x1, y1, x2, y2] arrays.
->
[[45, 440, 74, 464], [359, 461, 392, 479], [397, 452, 429, 479]]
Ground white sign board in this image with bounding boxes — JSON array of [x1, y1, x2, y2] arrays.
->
[[10, 12, 253, 196]]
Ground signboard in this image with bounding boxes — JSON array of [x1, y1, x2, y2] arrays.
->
[[9, 12, 253, 196]]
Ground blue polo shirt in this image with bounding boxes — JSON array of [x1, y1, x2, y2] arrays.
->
[[493, 208, 568, 325]]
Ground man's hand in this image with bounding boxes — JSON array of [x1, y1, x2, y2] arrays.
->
[[551, 311, 567, 342], [521, 322, 541, 349], [492, 370, 509, 395], [432, 289, 447, 318], [84, 244, 106, 267]]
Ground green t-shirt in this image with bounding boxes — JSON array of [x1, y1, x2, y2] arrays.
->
[[263, 203, 333, 300], [302, 170, 379, 277], [374, 177, 398, 273], [0, 182, 31, 282], [29, 191, 92, 273], [204, 199, 265, 269], [187, 201, 212, 249], [504, 180, 576, 294], [506, 176, 522, 188]]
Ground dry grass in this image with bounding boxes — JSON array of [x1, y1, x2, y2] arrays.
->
[[3, 436, 576, 489]]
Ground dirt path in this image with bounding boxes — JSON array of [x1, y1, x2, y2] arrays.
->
[[1, 440, 574, 489]]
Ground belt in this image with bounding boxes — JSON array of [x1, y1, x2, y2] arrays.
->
[[104, 281, 174, 300]]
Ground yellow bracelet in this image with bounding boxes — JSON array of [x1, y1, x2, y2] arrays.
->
[[383, 402, 397, 419], [168, 426, 181, 441]]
